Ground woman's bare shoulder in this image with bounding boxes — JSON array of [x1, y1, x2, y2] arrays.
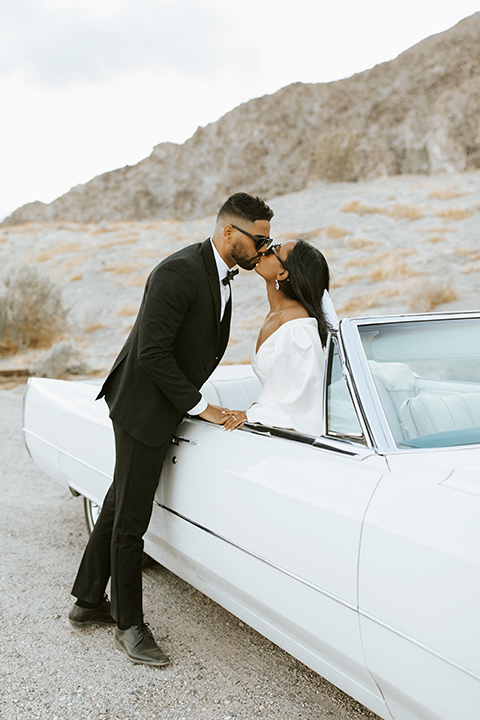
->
[[278, 304, 310, 325]]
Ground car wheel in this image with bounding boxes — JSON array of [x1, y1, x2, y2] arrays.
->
[[82, 497, 153, 567]]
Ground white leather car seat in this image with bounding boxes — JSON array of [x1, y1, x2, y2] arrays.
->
[[200, 365, 262, 411], [400, 391, 480, 438]]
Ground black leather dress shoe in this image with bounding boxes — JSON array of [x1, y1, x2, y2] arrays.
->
[[115, 623, 170, 667], [68, 596, 116, 629]]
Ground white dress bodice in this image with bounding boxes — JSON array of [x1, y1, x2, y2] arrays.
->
[[246, 317, 325, 436]]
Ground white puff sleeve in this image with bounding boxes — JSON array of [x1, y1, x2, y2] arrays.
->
[[246, 320, 325, 436]]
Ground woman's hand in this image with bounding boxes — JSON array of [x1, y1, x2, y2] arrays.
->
[[221, 409, 248, 431]]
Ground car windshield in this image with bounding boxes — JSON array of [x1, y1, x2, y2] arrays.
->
[[358, 317, 480, 449]]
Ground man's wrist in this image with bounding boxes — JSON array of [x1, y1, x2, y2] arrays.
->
[[188, 396, 208, 416]]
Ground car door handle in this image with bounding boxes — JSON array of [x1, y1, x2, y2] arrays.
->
[[171, 435, 198, 446]]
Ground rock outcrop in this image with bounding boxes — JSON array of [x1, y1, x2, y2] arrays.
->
[[3, 12, 480, 226]]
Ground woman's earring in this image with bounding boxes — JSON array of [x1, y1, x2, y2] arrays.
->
[[275, 279, 279, 291]]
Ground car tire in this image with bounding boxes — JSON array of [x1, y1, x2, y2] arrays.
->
[[82, 496, 153, 567]]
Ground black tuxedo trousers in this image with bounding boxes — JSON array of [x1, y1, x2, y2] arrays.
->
[[71, 240, 231, 627], [71, 423, 170, 626]]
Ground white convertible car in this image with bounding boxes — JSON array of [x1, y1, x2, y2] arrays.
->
[[23, 313, 480, 720]]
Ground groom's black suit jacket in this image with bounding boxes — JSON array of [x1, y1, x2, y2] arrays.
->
[[97, 239, 231, 447]]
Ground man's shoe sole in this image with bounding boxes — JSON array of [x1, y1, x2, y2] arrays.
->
[[114, 638, 170, 667]]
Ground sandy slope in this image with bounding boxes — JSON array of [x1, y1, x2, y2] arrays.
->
[[0, 170, 479, 374]]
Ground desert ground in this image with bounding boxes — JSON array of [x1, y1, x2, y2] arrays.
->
[[0, 169, 479, 375], [0, 383, 381, 720], [1, 171, 479, 719]]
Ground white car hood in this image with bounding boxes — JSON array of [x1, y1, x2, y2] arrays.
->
[[384, 445, 480, 497]]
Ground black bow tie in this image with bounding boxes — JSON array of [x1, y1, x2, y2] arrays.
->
[[222, 268, 239, 286]]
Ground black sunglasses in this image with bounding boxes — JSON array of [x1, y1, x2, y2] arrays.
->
[[231, 224, 274, 251], [265, 243, 288, 271]]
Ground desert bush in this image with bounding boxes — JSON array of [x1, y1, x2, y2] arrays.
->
[[409, 282, 457, 311], [0, 265, 69, 355], [315, 131, 360, 182], [436, 208, 474, 221], [341, 200, 388, 216], [30, 340, 88, 378], [391, 204, 423, 221], [324, 224, 351, 239], [428, 188, 468, 201]]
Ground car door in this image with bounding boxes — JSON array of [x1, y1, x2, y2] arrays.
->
[[154, 337, 391, 718]]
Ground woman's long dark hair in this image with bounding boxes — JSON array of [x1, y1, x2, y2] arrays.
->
[[279, 240, 331, 347]]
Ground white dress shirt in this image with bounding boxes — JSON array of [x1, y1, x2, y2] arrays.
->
[[188, 239, 232, 416]]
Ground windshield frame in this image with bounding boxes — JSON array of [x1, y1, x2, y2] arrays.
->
[[339, 311, 480, 453]]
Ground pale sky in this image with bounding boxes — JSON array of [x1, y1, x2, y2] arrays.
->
[[1, 0, 478, 221]]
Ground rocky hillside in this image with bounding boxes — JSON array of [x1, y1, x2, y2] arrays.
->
[[3, 12, 480, 227]]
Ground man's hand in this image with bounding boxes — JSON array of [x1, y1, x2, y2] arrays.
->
[[221, 410, 248, 431], [198, 404, 230, 425]]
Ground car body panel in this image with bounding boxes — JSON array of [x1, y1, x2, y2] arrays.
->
[[22, 312, 480, 720]]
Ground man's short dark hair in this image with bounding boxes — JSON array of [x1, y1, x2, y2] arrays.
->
[[217, 193, 274, 224]]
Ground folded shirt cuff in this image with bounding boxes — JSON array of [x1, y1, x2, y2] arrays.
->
[[188, 396, 208, 416]]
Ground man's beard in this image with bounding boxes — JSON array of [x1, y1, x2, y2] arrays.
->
[[231, 241, 260, 271]]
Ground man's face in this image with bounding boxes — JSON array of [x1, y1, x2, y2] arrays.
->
[[229, 220, 272, 270]]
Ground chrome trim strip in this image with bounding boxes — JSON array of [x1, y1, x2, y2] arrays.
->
[[358, 610, 480, 682], [158, 502, 480, 683], [154, 501, 358, 612], [22, 429, 112, 480]]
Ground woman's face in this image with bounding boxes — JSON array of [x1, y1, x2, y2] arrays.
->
[[255, 240, 296, 281]]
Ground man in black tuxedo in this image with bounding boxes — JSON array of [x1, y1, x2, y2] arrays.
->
[[68, 193, 274, 666]]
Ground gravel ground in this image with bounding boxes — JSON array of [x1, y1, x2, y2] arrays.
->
[[0, 382, 381, 720]]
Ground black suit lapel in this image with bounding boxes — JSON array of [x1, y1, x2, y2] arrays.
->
[[201, 238, 221, 332]]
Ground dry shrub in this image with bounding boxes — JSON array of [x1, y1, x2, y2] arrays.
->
[[391, 204, 423, 221], [127, 273, 149, 287], [436, 208, 474, 221], [105, 261, 148, 275], [342, 200, 423, 221], [338, 287, 400, 315], [325, 224, 351, 239], [428, 188, 468, 201], [348, 238, 376, 250], [30, 340, 88, 378], [411, 226, 451, 234], [452, 245, 473, 256], [99, 236, 139, 249], [0, 237, 7, 244], [332, 272, 363, 288], [133, 248, 160, 258], [70, 274, 83, 282], [85, 321, 105, 333], [464, 262, 480, 274], [301, 228, 325, 241], [239, 315, 264, 330], [37, 251, 51, 263], [344, 257, 375, 268], [409, 282, 457, 311], [54, 242, 85, 254], [341, 200, 388, 216], [277, 231, 304, 242], [116, 302, 139, 317], [471, 253, 480, 262], [426, 236, 446, 243], [315, 131, 360, 182], [370, 254, 417, 282], [0, 265, 69, 355]]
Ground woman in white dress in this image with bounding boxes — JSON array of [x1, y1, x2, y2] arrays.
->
[[222, 239, 338, 435]]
